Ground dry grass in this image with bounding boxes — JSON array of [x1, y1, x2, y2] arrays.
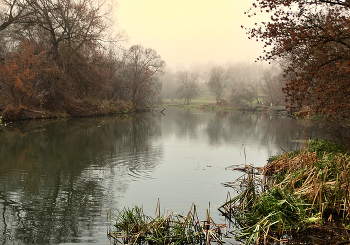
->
[[219, 139, 350, 244], [108, 202, 227, 244]]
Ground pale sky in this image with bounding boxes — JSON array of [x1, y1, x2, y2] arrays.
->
[[115, 0, 266, 70]]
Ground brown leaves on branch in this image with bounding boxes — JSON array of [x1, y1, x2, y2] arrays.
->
[[245, 0, 350, 119], [0, 41, 44, 108]]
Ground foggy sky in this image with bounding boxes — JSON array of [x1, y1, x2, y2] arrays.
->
[[116, 0, 267, 71]]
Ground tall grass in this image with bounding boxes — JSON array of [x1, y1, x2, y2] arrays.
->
[[108, 202, 226, 244], [219, 139, 350, 244]]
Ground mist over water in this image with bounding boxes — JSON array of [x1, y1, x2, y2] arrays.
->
[[0, 108, 320, 244]]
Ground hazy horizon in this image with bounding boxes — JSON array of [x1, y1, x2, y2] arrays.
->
[[115, 0, 269, 71]]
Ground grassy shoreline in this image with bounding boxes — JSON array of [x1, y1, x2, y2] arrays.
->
[[0, 98, 282, 123], [219, 139, 350, 244], [162, 100, 272, 113]]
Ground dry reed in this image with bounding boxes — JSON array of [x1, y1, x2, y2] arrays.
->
[[108, 202, 227, 244], [219, 139, 350, 244]]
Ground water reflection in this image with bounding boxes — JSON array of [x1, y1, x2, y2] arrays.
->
[[167, 108, 316, 154], [0, 108, 321, 244], [0, 113, 163, 244], [174, 108, 201, 139]]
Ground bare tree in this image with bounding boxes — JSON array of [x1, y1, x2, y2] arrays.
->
[[260, 64, 286, 106], [207, 66, 230, 104], [176, 71, 200, 105], [22, 0, 113, 58], [242, 83, 259, 107], [117, 45, 165, 108], [230, 82, 258, 107], [0, 0, 32, 32], [226, 62, 263, 107]]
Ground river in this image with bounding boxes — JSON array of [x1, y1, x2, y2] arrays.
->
[[0, 107, 321, 244]]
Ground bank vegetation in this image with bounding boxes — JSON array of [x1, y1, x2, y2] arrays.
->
[[220, 139, 350, 244], [0, 0, 165, 122], [108, 202, 226, 245]]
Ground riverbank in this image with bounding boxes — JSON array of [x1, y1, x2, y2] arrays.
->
[[0, 99, 290, 123], [0, 100, 135, 122], [219, 139, 350, 244], [163, 100, 290, 114]]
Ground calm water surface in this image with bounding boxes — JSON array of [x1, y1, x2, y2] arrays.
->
[[0, 107, 320, 244]]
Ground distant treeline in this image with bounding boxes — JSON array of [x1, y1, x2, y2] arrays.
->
[[161, 62, 286, 108]]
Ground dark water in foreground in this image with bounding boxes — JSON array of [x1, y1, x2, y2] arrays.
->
[[0, 107, 321, 244]]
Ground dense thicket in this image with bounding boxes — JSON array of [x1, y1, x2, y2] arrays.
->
[[245, 0, 350, 119], [0, 0, 165, 120]]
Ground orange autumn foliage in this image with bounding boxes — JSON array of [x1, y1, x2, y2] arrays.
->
[[0, 41, 43, 108]]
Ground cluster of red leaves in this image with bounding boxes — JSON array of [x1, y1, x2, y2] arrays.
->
[[245, 0, 350, 119]]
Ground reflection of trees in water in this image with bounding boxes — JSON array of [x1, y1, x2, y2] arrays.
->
[[0, 175, 105, 244], [226, 112, 300, 156], [166, 108, 316, 154], [108, 114, 163, 179], [174, 108, 201, 139], [206, 111, 230, 145], [205, 111, 321, 155], [168, 108, 320, 156], [0, 113, 162, 244]]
